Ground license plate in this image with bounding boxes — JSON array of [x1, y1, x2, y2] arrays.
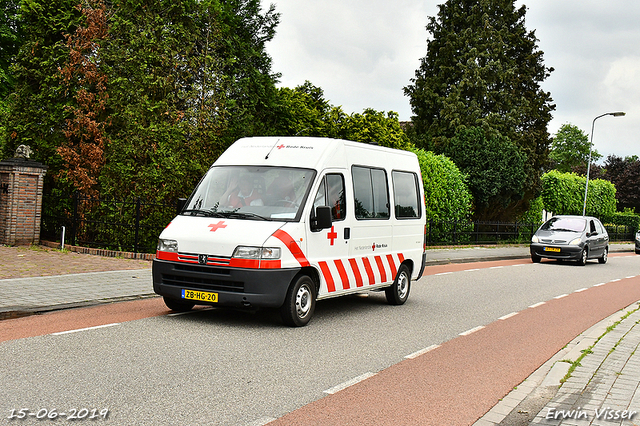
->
[[543, 247, 561, 252], [182, 289, 218, 303]]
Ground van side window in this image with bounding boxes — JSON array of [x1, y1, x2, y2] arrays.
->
[[352, 166, 390, 220], [392, 171, 421, 219], [312, 174, 345, 221]]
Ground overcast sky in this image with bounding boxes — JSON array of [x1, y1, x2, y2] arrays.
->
[[266, 0, 640, 162]]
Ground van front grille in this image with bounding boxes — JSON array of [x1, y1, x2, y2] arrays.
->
[[161, 273, 244, 293]]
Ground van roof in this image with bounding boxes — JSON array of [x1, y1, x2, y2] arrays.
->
[[214, 137, 417, 171]]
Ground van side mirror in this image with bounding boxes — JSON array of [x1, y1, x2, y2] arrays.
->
[[176, 198, 187, 214], [312, 206, 332, 231]]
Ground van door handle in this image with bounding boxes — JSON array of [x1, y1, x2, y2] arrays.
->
[[344, 228, 350, 240]]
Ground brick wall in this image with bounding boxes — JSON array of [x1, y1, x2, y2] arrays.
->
[[0, 158, 48, 246]]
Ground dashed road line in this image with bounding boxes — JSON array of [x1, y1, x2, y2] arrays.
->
[[405, 344, 440, 359], [499, 312, 519, 320], [324, 372, 376, 395], [554, 294, 568, 299], [529, 302, 546, 309], [459, 325, 485, 336], [594, 282, 606, 287], [52, 323, 120, 335], [575, 287, 588, 293]]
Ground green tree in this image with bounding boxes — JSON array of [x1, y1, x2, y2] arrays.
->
[[444, 127, 527, 220], [2, 0, 81, 171], [0, 0, 23, 99], [214, 0, 280, 142], [404, 0, 555, 218], [272, 81, 411, 150], [549, 123, 600, 172], [100, 0, 228, 200]]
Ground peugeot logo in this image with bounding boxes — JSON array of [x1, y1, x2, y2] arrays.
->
[[198, 254, 208, 265]]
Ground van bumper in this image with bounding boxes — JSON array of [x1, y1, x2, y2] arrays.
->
[[152, 259, 300, 309]]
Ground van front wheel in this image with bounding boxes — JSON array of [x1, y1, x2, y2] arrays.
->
[[280, 274, 316, 327], [385, 264, 411, 305], [163, 296, 195, 312]]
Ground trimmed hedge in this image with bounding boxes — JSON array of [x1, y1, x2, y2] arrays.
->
[[541, 170, 616, 219]]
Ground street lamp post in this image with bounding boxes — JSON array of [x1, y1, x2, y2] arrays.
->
[[582, 111, 626, 216]]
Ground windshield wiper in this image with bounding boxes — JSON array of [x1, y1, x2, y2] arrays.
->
[[181, 209, 225, 218], [225, 211, 269, 221]]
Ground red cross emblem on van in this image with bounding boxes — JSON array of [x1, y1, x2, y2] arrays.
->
[[208, 221, 227, 232]]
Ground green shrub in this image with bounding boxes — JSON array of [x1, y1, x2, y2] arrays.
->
[[412, 148, 472, 222]]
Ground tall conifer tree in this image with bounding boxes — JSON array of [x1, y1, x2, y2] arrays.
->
[[405, 0, 555, 219]]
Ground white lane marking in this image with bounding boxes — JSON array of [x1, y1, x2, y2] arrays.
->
[[167, 307, 215, 317], [610, 279, 621, 283], [459, 326, 485, 336], [575, 287, 588, 293], [464, 268, 480, 272], [435, 272, 453, 276], [529, 302, 546, 309], [324, 372, 376, 395], [626, 276, 636, 279], [554, 294, 568, 299], [594, 282, 606, 287], [245, 417, 277, 426], [499, 312, 519, 320], [52, 323, 120, 335], [405, 344, 441, 359], [489, 266, 504, 269]]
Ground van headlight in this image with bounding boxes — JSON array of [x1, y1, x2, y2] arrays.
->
[[531, 235, 539, 243], [569, 238, 582, 246], [157, 239, 178, 252], [233, 246, 281, 259]]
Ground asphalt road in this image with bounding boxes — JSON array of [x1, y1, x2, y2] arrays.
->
[[2, 254, 640, 425]]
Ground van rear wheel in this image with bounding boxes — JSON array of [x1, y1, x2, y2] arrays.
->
[[280, 274, 316, 327], [385, 264, 411, 305]]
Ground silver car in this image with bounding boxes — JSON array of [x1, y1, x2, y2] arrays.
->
[[530, 215, 609, 265]]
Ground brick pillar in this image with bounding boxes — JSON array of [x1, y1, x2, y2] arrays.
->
[[0, 156, 48, 246]]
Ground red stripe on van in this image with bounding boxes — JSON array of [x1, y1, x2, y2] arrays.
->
[[229, 258, 260, 268], [349, 258, 364, 287], [156, 251, 179, 261], [259, 259, 281, 269], [375, 256, 387, 283], [319, 261, 336, 292], [272, 229, 310, 267], [362, 257, 375, 285], [398, 253, 405, 263], [334, 260, 350, 290], [387, 254, 397, 278]]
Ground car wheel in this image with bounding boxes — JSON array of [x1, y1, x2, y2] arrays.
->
[[280, 274, 316, 327], [635, 248, 640, 255], [577, 248, 588, 266], [531, 254, 541, 263], [163, 296, 195, 312], [598, 247, 608, 264], [385, 264, 411, 305]]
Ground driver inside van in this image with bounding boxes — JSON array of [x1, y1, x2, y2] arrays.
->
[[219, 175, 263, 208]]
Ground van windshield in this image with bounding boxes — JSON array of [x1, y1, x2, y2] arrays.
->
[[183, 166, 316, 221]]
